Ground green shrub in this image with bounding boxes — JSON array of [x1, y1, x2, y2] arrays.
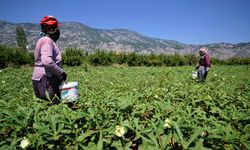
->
[[0, 45, 33, 68], [89, 50, 115, 66], [62, 47, 85, 66]]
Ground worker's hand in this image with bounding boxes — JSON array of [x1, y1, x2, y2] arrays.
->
[[61, 72, 67, 81]]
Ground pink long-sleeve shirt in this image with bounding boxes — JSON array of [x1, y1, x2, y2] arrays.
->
[[32, 36, 64, 81]]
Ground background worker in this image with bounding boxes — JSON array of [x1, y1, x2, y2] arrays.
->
[[196, 47, 211, 82]]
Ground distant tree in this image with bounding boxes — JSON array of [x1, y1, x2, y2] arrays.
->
[[16, 25, 27, 50]]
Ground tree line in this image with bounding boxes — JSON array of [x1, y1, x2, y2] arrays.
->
[[1, 45, 249, 69], [62, 48, 250, 66]]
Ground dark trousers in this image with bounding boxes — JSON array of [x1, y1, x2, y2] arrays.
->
[[32, 75, 62, 102], [197, 66, 208, 82]]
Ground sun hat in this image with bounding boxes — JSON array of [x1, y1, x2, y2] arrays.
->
[[40, 16, 61, 27]]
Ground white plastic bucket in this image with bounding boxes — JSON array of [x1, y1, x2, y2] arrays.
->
[[191, 71, 197, 79], [59, 82, 79, 102]]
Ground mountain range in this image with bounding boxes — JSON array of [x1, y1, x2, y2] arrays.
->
[[0, 20, 249, 59]]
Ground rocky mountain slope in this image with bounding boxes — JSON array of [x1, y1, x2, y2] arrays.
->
[[0, 20, 249, 59]]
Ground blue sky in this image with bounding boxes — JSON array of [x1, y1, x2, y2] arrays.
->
[[1, 0, 250, 44]]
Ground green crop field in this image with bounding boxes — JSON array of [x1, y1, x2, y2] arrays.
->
[[0, 65, 249, 149]]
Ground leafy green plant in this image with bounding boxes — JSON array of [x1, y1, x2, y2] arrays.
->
[[0, 65, 249, 149]]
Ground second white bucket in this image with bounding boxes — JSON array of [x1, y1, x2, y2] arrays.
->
[[191, 71, 197, 79]]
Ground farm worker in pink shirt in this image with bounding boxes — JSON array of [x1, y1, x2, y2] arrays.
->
[[32, 16, 67, 103], [196, 47, 211, 82]]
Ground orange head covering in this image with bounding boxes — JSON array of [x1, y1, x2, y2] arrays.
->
[[40, 16, 61, 28]]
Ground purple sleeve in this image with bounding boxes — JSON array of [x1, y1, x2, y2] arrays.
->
[[205, 54, 211, 68], [40, 39, 64, 76]]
